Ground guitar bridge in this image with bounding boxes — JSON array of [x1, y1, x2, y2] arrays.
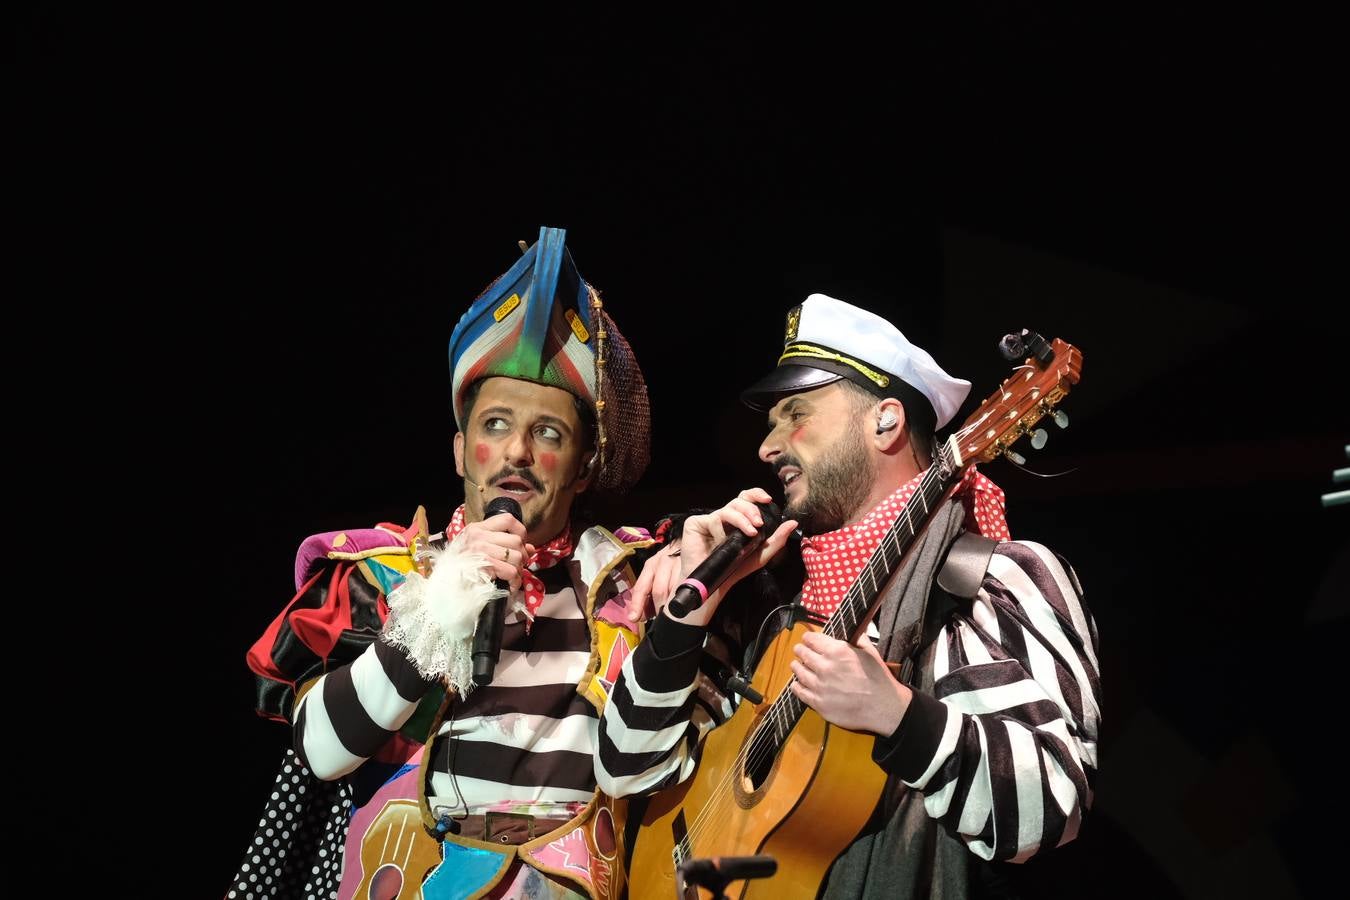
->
[[671, 809, 689, 866]]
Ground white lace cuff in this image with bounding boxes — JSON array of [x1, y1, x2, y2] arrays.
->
[[381, 536, 506, 695]]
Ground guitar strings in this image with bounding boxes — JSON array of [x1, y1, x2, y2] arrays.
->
[[678, 452, 956, 858], [678, 517, 920, 857], [676, 371, 1057, 859], [679, 487, 933, 846]]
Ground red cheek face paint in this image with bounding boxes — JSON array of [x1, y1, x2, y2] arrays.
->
[[791, 426, 806, 442], [474, 443, 490, 465], [539, 451, 557, 473]]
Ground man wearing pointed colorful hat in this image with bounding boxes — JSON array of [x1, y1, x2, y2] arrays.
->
[[599, 294, 1102, 898], [232, 227, 656, 900]]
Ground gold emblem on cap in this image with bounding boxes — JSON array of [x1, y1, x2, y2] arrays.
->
[[493, 293, 522, 322], [784, 305, 801, 342], [564, 308, 590, 343]]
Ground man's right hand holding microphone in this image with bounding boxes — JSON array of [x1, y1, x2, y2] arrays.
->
[[627, 487, 798, 627]]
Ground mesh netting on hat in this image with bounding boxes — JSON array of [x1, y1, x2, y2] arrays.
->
[[590, 290, 650, 494]]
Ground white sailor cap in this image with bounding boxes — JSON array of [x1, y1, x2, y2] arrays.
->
[[741, 293, 971, 429]]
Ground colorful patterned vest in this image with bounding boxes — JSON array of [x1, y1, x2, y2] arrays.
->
[[311, 517, 650, 900]]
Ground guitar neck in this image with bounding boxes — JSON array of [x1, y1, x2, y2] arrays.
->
[[765, 440, 964, 734], [825, 441, 963, 643]]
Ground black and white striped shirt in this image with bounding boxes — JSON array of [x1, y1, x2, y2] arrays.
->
[[596, 540, 1101, 863], [295, 561, 604, 814]]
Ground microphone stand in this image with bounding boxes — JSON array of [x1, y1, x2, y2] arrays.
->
[[675, 855, 777, 900]]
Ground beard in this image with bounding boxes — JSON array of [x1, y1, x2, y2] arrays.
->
[[781, 427, 875, 535]]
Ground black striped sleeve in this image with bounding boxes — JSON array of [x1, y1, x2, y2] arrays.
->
[[293, 639, 433, 780], [883, 541, 1102, 862], [595, 614, 728, 797]]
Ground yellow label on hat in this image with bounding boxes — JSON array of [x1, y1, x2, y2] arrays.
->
[[493, 293, 521, 322], [785, 305, 801, 342], [564, 308, 590, 343]]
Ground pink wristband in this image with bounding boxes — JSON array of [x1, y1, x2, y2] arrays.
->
[[678, 578, 709, 602]]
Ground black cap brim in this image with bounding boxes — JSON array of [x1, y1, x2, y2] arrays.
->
[[740, 362, 849, 411]]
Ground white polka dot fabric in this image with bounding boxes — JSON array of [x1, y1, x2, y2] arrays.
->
[[799, 467, 1009, 616], [228, 748, 352, 899]]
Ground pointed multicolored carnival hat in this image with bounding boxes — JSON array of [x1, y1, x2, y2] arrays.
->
[[449, 226, 651, 493]]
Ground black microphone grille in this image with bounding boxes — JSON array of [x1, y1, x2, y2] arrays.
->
[[758, 501, 784, 533], [484, 496, 523, 521]]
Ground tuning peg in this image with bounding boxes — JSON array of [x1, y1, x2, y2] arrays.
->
[[1000, 329, 1054, 364], [1052, 409, 1069, 429], [1005, 449, 1027, 465], [1030, 428, 1049, 450], [998, 332, 1026, 362]]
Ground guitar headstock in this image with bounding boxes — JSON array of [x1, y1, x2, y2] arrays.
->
[[948, 333, 1083, 468]]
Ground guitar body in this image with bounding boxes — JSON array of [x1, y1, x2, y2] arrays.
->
[[629, 334, 1083, 899], [630, 621, 888, 899]]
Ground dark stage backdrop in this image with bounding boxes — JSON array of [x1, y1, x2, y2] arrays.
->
[[18, 7, 1343, 898]]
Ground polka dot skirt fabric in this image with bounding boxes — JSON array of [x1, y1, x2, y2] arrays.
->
[[228, 748, 352, 899]]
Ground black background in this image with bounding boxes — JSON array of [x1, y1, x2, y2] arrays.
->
[[18, 6, 1345, 897]]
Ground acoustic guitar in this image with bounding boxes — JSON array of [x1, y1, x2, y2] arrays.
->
[[629, 332, 1083, 899]]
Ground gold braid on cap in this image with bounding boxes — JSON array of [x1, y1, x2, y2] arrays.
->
[[589, 285, 608, 473], [778, 342, 891, 388]]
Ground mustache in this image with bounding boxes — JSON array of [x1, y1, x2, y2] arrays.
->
[[489, 466, 545, 493], [772, 456, 804, 479]]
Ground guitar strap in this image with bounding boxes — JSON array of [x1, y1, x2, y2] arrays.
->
[[738, 502, 993, 686], [868, 497, 970, 672], [817, 505, 998, 900], [735, 499, 993, 729], [936, 531, 999, 603], [894, 528, 999, 685]]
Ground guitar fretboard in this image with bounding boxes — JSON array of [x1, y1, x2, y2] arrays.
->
[[752, 444, 958, 755]]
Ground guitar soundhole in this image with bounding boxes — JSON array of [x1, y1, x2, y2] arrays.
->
[[744, 738, 775, 791], [369, 863, 404, 900]]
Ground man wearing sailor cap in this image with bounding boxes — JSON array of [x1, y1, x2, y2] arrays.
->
[[600, 294, 1102, 898]]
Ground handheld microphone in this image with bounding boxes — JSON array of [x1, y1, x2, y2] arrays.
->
[[472, 496, 520, 685], [666, 501, 782, 618]]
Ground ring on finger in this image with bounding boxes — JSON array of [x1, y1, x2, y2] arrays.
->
[[503, 547, 511, 562]]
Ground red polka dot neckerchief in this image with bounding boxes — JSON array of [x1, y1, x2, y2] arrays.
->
[[799, 467, 1010, 618], [443, 505, 573, 633]]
